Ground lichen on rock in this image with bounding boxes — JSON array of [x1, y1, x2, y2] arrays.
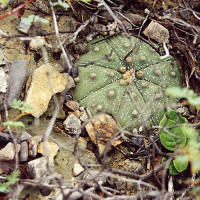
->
[[74, 34, 182, 130]]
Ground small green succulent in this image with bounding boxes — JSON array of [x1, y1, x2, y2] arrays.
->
[[74, 34, 182, 130]]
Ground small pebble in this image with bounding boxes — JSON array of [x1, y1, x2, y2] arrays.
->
[[0, 142, 20, 161], [73, 162, 84, 176], [27, 157, 54, 179], [64, 114, 81, 135], [66, 101, 79, 111], [19, 141, 28, 162], [19, 131, 32, 142], [28, 136, 42, 158]]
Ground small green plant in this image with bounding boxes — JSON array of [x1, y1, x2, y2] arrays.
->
[[0, 170, 20, 193], [2, 99, 32, 129], [3, 121, 25, 128], [20, 15, 49, 26], [10, 99, 32, 113], [0, 0, 9, 5], [159, 110, 200, 175], [166, 87, 200, 109], [53, 0, 70, 9]]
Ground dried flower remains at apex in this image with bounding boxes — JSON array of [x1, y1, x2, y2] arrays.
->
[[74, 34, 182, 130]]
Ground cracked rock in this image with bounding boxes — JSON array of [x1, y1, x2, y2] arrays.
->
[[64, 114, 81, 135]]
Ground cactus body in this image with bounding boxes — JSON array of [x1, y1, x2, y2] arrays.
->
[[74, 35, 181, 130]]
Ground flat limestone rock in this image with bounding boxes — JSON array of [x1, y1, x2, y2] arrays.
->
[[143, 21, 169, 43], [25, 64, 68, 118]]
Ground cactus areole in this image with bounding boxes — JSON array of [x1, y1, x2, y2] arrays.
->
[[74, 34, 182, 130]]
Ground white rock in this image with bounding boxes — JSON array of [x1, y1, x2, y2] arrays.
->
[[19, 141, 28, 162], [29, 36, 46, 50], [64, 114, 81, 135], [0, 142, 20, 161], [0, 69, 7, 93], [27, 157, 54, 179], [25, 64, 68, 118], [143, 21, 169, 43], [80, 109, 88, 122], [73, 162, 84, 176]]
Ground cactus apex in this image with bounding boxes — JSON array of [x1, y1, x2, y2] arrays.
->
[[120, 79, 127, 86]]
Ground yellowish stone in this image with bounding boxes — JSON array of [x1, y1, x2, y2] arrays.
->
[[38, 141, 59, 158], [25, 64, 68, 118]]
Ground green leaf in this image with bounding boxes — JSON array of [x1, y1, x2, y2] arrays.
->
[[0, 170, 20, 194], [159, 111, 187, 151], [53, 0, 70, 9], [80, 0, 91, 2], [21, 15, 49, 26], [3, 121, 25, 128], [9, 99, 32, 112], [166, 87, 200, 106], [0, 0, 9, 5], [0, 185, 10, 193], [6, 170, 19, 185], [168, 162, 179, 175], [173, 155, 188, 172]]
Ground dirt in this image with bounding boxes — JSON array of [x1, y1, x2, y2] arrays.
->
[[0, 0, 200, 199]]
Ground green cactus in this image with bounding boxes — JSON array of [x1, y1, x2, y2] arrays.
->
[[74, 34, 182, 130]]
